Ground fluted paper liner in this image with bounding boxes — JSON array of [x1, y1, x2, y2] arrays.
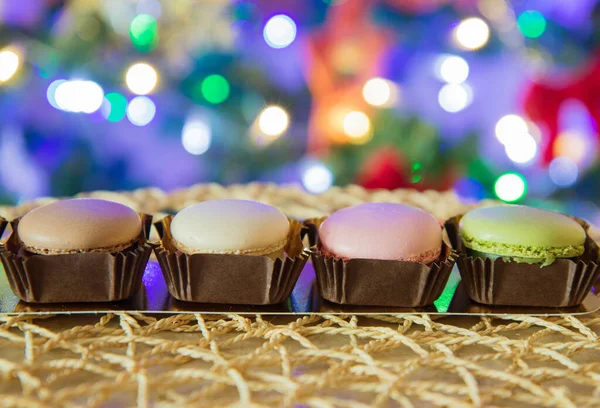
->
[[0, 214, 153, 303], [445, 215, 600, 307], [153, 216, 309, 304], [307, 217, 457, 307]]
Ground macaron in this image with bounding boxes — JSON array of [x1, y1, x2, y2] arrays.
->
[[18, 198, 142, 255], [319, 202, 442, 263], [170, 199, 289, 258], [459, 205, 586, 265]]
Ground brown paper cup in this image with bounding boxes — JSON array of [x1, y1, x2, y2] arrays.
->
[[311, 243, 456, 307], [0, 214, 153, 303], [153, 216, 309, 305], [445, 215, 600, 307]]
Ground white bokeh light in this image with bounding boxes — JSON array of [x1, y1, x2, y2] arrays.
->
[[549, 156, 578, 187], [263, 15, 297, 49], [258, 106, 289, 136], [454, 17, 490, 50], [302, 162, 333, 194], [495, 173, 526, 202], [0, 50, 19, 82], [343, 111, 371, 138], [437, 55, 469, 84], [495, 114, 528, 145], [438, 83, 472, 112], [47, 79, 66, 109], [127, 96, 156, 126], [182, 119, 211, 155], [125, 63, 158, 95], [504, 133, 537, 164], [54, 80, 104, 113], [362, 78, 395, 107]]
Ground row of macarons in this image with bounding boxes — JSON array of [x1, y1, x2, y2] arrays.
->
[[0, 197, 597, 308]]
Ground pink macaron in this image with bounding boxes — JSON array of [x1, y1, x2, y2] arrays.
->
[[319, 202, 442, 263]]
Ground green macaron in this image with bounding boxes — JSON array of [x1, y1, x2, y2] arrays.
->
[[459, 205, 586, 266]]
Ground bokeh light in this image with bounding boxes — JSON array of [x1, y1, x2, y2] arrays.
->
[[201, 74, 230, 104], [549, 156, 578, 187], [125, 63, 158, 95], [302, 162, 333, 194], [494, 172, 527, 202], [54, 80, 104, 113], [454, 17, 490, 50], [182, 119, 211, 155], [101, 92, 128, 122], [517, 10, 546, 39], [127, 96, 156, 126], [495, 114, 528, 145], [263, 15, 297, 49], [129, 14, 158, 51], [436, 55, 469, 84], [343, 111, 371, 139], [258, 106, 289, 136], [504, 133, 537, 164], [47, 79, 66, 109], [553, 131, 588, 164], [362, 77, 396, 107], [438, 83, 472, 112], [0, 49, 20, 82]]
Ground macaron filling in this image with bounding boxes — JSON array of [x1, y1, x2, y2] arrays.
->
[[460, 233, 584, 266], [173, 236, 287, 257]]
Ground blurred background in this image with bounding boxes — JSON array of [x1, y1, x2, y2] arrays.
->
[[0, 0, 600, 221]]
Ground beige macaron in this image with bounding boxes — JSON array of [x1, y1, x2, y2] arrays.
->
[[18, 198, 142, 255], [170, 199, 289, 258]]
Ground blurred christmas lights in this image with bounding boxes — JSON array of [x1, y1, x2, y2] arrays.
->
[[494, 172, 527, 202], [125, 63, 158, 95], [343, 111, 371, 140], [302, 161, 333, 193], [362, 78, 397, 107], [263, 15, 297, 49], [129, 14, 158, 51], [0, 49, 20, 82], [553, 131, 588, 164], [101, 92, 128, 122], [504, 132, 537, 164], [46, 80, 66, 109], [127, 96, 156, 126], [454, 17, 490, 50], [54, 80, 104, 113], [258, 106, 289, 136], [495, 114, 528, 145], [182, 118, 211, 155], [201, 74, 230, 104], [436, 55, 469, 84], [517, 10, 546, 39], [438, 83, 472, 112], [549, 156, 578, 187]]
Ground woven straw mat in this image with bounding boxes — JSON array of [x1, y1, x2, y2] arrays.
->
[[0, 184, 599, 408]]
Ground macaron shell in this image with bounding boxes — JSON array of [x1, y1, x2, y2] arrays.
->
[[459, 205, 586, 248], [170, 199, 289, 253], [319, 202, 442, 261], [18, 198, 142, 252]]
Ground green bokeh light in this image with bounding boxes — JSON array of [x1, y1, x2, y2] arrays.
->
[[104, 92, 128, 122], [517, 10, 546, 39], [130, 14, 158, 52], [494, 172, 527, 203], [201, 74, 230, 104]]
